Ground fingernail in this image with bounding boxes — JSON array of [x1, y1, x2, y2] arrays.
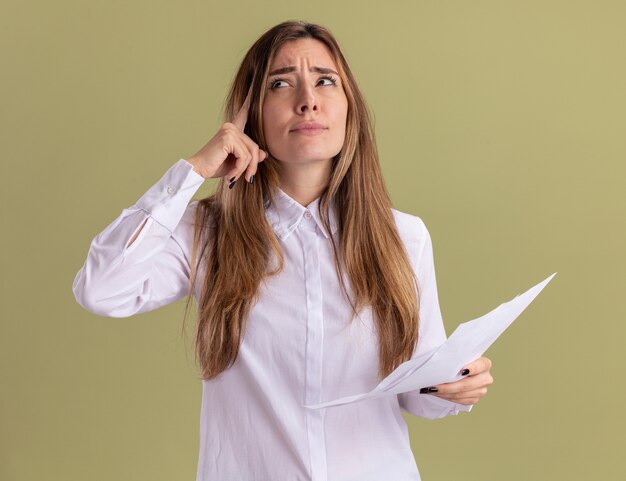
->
[[229, 176, 236, 183], [420, 387, 438, 394], [249, 175, 254, 184], [461, 369, 470, 376], [229, 179, 236, 189]]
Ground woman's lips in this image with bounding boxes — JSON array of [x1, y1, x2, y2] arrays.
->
[[291, 127, 327, 135]]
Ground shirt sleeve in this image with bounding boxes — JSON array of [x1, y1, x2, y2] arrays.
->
[[397, 216, 474, 419], [72, 159, 206, 318]]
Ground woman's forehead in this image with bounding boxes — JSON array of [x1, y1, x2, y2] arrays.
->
[[270, 39, 337, 70]]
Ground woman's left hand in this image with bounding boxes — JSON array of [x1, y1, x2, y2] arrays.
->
[[419, 356, 494, 405]]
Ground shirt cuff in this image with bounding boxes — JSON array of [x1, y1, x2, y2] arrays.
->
[[134, 159, 205, 233]]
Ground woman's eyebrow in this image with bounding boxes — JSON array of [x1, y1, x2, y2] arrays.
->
[[268, 66, 339, 77]]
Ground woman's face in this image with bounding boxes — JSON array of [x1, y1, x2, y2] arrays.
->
[[262, 38, 348, 167]]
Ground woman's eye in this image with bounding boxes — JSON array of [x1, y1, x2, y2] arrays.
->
[[269, 76, 338, 90], [319, 75, 338, 86], [269, 80, 288, 89]]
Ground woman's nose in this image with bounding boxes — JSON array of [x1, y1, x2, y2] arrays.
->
[[296, 85, 318, 113]]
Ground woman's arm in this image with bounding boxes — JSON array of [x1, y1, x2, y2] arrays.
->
[[72, 159, 205, 318], [397, 216, 474, 419]]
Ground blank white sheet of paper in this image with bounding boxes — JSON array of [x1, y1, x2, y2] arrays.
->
[[304, 272, 557, 410]]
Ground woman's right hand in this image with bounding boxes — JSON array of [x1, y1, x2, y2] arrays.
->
[[186, 85, 267, 184]]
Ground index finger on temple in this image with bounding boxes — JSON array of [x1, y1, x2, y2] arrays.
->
[[232, 83, 253, 131]]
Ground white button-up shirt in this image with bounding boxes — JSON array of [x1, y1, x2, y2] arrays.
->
[[73, 159, 472, 481]]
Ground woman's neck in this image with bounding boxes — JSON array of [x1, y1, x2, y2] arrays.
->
[[278, 158, 332, 207]]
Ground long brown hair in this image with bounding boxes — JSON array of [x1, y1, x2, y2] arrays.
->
[[182, 20, 421, 382]]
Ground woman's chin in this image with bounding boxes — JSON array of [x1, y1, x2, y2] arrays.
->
[[276, 154, 336, 165]]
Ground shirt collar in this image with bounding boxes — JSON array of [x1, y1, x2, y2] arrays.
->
[[265, 187, 339, 240]]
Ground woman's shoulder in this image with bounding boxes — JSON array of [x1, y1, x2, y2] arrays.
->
[[391, 207, 428, 235], [390, 207, 430, 257]]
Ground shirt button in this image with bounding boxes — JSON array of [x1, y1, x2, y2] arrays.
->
[[166, 185, 176, 195], [304, 211, 312, 220]]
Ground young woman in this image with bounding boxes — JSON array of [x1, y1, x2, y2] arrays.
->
[[73, 20, 493, 481]]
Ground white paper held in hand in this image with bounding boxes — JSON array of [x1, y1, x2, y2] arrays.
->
[[304, 272, 557, 410]]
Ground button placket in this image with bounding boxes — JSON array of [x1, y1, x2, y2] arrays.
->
[[302, 231, 328, 480]]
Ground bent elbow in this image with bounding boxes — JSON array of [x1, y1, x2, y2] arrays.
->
[[71, 269, 134, 318]]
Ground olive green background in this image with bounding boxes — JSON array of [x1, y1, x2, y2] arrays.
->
[[2, 1, 624, 480]]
